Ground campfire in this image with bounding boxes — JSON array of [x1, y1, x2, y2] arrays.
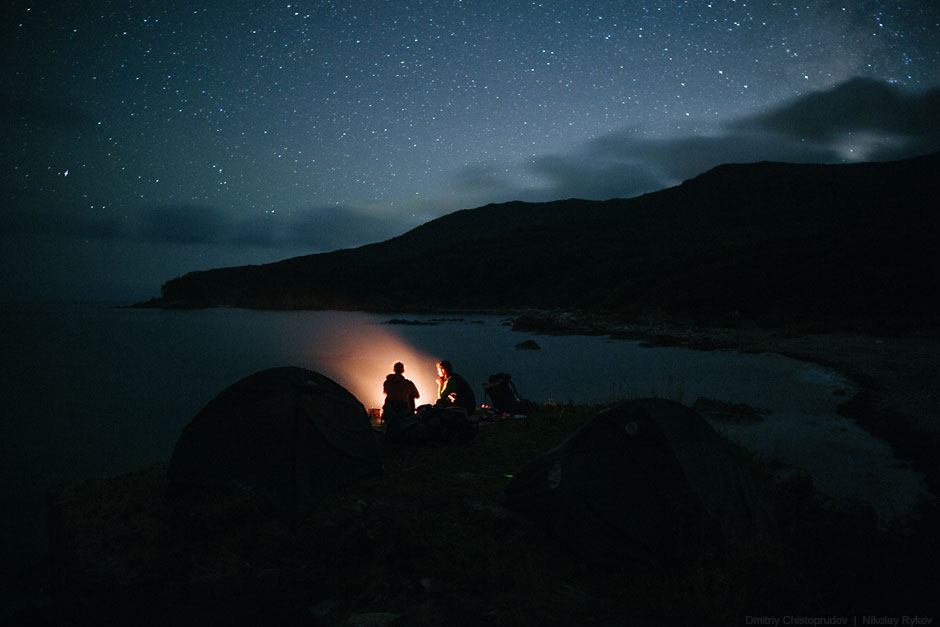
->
[[312, 320, 437, 418]]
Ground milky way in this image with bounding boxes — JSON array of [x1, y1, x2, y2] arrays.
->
[[3, 1, 939, 300]]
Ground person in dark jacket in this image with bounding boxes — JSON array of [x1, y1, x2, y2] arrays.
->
[[435, 360, 476, 415], [383, 362, 420, 421]]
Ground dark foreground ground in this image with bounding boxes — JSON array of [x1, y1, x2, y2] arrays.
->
[[6, 322, 939, 626], [13, 420, 940, 624]]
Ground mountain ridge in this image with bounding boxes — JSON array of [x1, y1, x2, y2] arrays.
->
[[142, 152, 940, 332]]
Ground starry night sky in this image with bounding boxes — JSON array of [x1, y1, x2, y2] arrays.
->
[[3, 1, 939, 301]]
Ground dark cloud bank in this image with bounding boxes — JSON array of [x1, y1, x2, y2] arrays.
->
[[1, 200, 407, 252]]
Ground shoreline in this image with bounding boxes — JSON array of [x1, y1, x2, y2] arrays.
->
[[509, 311, 940, 498], [715, 329, 940, 499]]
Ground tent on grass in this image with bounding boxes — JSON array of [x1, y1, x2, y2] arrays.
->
[[167, 367, 381, 520], [504, 398, 772, 566]]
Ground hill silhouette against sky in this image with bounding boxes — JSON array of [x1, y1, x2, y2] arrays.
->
[[145, 152, 940, 332]]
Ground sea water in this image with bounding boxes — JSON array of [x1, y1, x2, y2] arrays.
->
[[0, 303, 931, 614]]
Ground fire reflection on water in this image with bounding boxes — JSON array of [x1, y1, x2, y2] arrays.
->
[[312, 320, 439, 411]]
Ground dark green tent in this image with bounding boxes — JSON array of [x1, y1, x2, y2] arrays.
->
[[504, 398, 771, 565], [167, 367, 381, 520]]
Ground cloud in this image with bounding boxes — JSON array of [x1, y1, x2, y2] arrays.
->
[[133, 204, 415, 250], [436, 162, 533, 210], [731, 77, 940, 152], [459, 77, 940, 203], [450, 162, 521, 196], [592, 132, 841, 182], [136, 204, 232, 245], [230, 206, 411, 250], [0, 197, 414, 253], [0, 195, 125, 240], [511, 129, 843, 202]]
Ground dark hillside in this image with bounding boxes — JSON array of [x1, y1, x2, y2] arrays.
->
[[147, 152, 940, 331]]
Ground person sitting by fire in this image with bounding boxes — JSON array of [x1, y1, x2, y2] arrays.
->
[[383, 362, 420, 423], [435, 360, 476, 415]]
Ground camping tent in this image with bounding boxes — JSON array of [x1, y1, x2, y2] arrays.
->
[[504, 398, 771, 565], [167, 367, 381, 520]]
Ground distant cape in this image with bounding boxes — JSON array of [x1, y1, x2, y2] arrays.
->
[[139, 152, 940, 333]]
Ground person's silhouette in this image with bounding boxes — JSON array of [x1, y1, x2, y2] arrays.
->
[[382, 362, 420, 423]]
